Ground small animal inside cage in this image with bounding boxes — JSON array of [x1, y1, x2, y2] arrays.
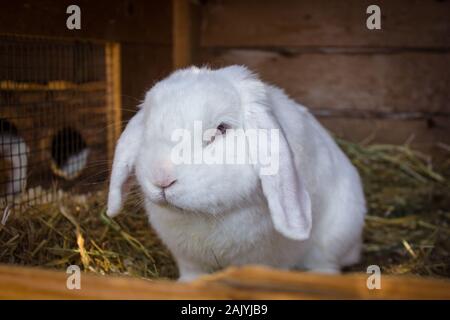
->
[[0, 35, 121, 212]]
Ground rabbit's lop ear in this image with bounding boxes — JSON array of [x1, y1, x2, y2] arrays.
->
[[219, 65, 312, 240], [250, 110, 312, 241], [107, 110, 144, 217]]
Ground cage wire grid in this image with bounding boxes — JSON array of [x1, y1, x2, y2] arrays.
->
[[0, 34, 114, 214]]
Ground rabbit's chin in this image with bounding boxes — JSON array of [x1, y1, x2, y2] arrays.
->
[[153, 199, 186, 213], [143, 189, 203, 214], [145, 190, 228, 216], [149, 198, 212, 215]]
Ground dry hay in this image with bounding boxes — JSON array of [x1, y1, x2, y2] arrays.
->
[[341, 140, 450, 277], [0, 140, 449, 279], [0, 191, 178, 279]]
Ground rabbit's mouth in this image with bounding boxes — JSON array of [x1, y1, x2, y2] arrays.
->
[[143, 179, 218, 215], [152, 190, 186, 212], [154, 196, 168, 205], [156, 197, 186, 212], [139, 176, 181, 209], [153, 189, 169, 205]]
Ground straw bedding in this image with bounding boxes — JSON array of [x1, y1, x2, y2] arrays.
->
[[1, 140, 449, 279]]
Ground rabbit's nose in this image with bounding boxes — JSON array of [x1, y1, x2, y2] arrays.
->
[[152, 168, 177, 189], [152, 160, 177, 189], [155, 178, 177, 189]]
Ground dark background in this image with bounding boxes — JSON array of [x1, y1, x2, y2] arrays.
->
[[1, 0, 448, 154]]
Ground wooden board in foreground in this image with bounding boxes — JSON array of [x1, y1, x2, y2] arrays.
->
[[0, 264, 449, 300]]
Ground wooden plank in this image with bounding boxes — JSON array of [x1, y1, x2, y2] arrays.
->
[[173, 0, 201, 68], [105, 42, 122, 168], [0, 0, 172, 45], [201, 0, 450, 48], [201, 49, 450, 114], [1, 264, 449, 299]]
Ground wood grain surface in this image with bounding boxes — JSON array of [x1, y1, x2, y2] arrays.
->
[[201, 0, 450, 48], [1, 264, 449, 300]]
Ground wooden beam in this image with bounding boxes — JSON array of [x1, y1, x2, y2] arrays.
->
[[105, 42, 122, 168], [0, 0, 172, 45], [201, 0, 450, 48], [173, 0, 201, 69], [1, 264, 449, 299]]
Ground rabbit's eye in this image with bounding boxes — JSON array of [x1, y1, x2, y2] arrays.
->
[[206, 123, 229, 146], [216, 123, 229, 135]]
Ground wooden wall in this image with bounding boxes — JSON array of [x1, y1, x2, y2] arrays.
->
[[198, 0, 450, 152], [0, 0, 173, 123], [2, 0, 449, 151]]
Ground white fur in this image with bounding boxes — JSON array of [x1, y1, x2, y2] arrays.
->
[[107, 66, 366, 281]]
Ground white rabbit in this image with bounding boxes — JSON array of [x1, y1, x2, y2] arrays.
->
[[107, 66, 366, 281]]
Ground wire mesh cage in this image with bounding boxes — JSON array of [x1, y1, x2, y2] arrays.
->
[[0, 34, 121, 214]]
